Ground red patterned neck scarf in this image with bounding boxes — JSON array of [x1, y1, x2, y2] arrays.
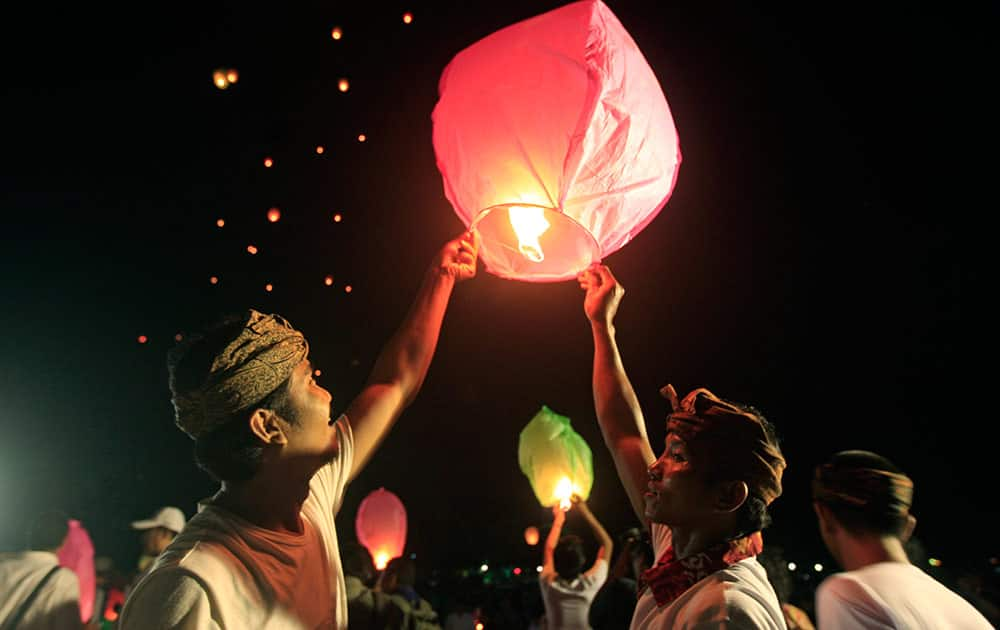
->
[[638, 531, 763, 608]]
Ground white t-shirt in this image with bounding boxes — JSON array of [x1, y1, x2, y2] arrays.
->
[[630, 524, 786, 630], [539, 558, 609, 629], [119, 416, 354, 629], [0, 550, 81, 630], [815, 561, 993, 629]]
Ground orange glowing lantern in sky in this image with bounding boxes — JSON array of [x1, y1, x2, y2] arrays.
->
[[518, 406, 594, 508], [432, 0, 680, 281], [338, 79, 349, 92], [264, 157, 273, 168], [331, 26, 343, 40], [216, 218, 225, 227], [247, 245, 258, 255], [212, 70, 228, 89], [267, 207, 281, 222], [357, 134, 366, 142], [355, 488, 407, 570], [324, 275, 334, 286], [524, 526, 540, 546], [403, 12, 413, 24], [225, 69, 239, 84]]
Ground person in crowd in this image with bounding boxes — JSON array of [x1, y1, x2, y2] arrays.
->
[[812, 449, 993, 629], [378, 556, 442, 629], [119, 231, 479, 629], [539, 496, 613, 629], [342, 541, 409, 629], [589, 527, 653, 630], [128, 505, 185, 587], [578, 263, 788, 628], [0, 510, 84, 629]]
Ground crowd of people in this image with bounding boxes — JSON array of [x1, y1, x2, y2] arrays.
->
[[2, 232, 997, 628]]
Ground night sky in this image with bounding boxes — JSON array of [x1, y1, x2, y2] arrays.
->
[[1, 0, 987, 585]]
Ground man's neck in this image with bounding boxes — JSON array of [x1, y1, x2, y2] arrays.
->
[[214, 468, 312, 533], [669, 522, 736, 560], [838, 534, 909, 571]]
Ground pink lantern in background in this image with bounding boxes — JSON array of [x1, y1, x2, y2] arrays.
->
[[355, 488, 407, 570], [57, 519, 95, 623], [432, 0, 681, 282]]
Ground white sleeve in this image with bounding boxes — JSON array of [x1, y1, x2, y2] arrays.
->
[[41, 568, 82, 630], [584, 557, 610, 587], [308, 415, 355, 513], [119, 571, 221, 630]]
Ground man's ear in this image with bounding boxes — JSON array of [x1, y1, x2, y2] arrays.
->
[[901, 513, 917, 543], [715, 480, 749, 513], [248, 409, 288, 445]]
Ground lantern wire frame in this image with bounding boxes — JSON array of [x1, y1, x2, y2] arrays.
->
[[470, 202, 602, 282]]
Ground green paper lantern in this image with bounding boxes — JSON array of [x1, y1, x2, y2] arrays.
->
[[518, 405, 594, 508]]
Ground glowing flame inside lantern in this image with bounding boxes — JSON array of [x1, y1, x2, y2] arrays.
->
[[553, 476, 580, 510], [508, 206, 550, 263], [373, 550, 391, 570]]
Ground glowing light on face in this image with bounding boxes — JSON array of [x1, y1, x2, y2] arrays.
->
[[338, 79, 349, 92], [331, 27, 342, 40], [402, 12, 413, 24], [374, 550, 390, 570], [263, 157, 273, 168], [247, 245, 258, 255], [507, 206, 550, 263], [216, 218, 225, 228], [324, 275, 334, 286], [267, 208, 281, 223]]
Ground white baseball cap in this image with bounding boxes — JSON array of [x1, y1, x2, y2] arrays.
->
[[130, 506, 186, 534]]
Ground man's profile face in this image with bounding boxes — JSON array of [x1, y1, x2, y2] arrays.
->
[[278, 358, 339, 466], [644, 433, 715, 526]]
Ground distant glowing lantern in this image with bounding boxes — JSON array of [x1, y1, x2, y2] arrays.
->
[[331, 26, 343, 40], [357, 134, 366, 142], [137, 335, 147, 344], [518, 405, 594, 508], [333, 213, 343, 222], [264, 157, 273, 168], [174, 333, 183, 342], [210, 276, 219, 285], [344, 285, 353, 293], [216, 218, 225, 227], [226, 69, 239, 84], [247, 245, 258, 255], [313, 369, 322, 376], [355, 487, 407, 570], [524, 526, 540, 546], [475, 623, 483, 630], [403, 12, 413, 24], [58, 519, 95, 623], [212, 70, 228, 89], [338, 79, 350, 92], [324, 275, 334, 286], [265, 283, 273, 292], [267, 207, 281, 222], [316, 145, 325, 154], [432, 0, 681, 281]]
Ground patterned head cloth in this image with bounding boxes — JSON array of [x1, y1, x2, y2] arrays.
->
[[660, 384, 786, 505], [172, 310, 309, 439], [812, 458, 914, 518]]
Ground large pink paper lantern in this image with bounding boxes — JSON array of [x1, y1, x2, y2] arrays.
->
[[432, 0, 681, 282], [57, 519, 95, 623], [355, 488, 407, 570]]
